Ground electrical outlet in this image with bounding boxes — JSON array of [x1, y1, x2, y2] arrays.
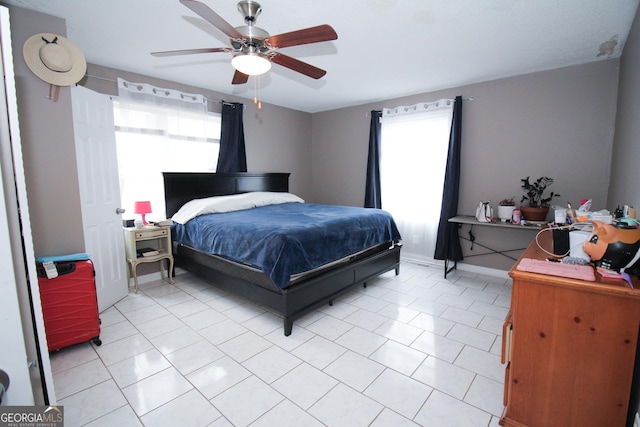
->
[[634, 412, 640, 427]]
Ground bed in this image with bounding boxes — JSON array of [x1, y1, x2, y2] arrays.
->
[[163, 172, 402, 335]]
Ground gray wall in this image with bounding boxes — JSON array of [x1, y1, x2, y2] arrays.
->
[[610, 6, 640, 424], [311, 60, 620, 270], [8, 6, 86, 257], [609, 7, 640, 214]]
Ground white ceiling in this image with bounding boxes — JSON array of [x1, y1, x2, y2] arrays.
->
[[5, 0, 639, 113]]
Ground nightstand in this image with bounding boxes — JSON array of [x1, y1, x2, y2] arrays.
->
[[123, 226, 174, 293]]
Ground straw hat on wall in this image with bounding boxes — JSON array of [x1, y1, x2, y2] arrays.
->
[[23, 33, 86, 100]]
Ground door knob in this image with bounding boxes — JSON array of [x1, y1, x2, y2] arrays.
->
[[115, 208, 126, 214]]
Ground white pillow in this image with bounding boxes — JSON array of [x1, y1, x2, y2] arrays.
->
[[172, 191, 304, 224]]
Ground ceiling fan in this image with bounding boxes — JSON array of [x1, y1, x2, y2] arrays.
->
[[151, 0, 338, 85]]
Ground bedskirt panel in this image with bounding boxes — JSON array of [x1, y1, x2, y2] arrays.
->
[[176, 244, 285, 311], [283, 244, 401, 318], [174, 241, 401, 335], [355, 244, 401, 282]]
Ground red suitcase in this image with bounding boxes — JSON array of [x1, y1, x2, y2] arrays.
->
[[37, 260, 102, 351]]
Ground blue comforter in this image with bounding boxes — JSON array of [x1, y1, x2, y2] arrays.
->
[[172, 203, 401, 289]]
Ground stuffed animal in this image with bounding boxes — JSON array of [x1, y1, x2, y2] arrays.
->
[[582, 220, 640, 276]]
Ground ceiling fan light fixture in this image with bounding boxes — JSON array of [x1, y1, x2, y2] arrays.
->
[[154, 1, 336, 84], [231, 52, 271, 76]]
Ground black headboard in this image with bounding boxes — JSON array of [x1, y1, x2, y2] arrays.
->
[[163, 172, 290, 217]]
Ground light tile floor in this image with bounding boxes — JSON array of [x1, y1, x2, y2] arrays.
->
[[50, 261, 510, 426]]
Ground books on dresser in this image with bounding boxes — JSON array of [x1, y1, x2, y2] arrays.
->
[[137, 247, 159, 257]]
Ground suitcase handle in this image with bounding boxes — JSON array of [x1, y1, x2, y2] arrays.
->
[[36, 262, 76, 278]]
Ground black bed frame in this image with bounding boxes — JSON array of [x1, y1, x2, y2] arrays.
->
[[163, 172, 401, 335]]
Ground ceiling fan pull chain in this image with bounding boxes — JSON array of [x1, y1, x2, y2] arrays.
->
[[253, 75, 262, 109], [253, 75, 258, 105], [258, 75, 262, 109]]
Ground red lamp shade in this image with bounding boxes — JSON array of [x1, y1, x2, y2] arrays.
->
[[134, 201, 152, 225]]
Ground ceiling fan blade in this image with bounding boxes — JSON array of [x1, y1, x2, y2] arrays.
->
[[266, 24, 337, 49], [180, 0, 244, 40], [151, 47, 228, 57], [270, 53, 327, 79], [232, 70, 249, 85]]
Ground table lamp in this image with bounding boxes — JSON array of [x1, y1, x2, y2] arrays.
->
[[134, 201, 152, 225]]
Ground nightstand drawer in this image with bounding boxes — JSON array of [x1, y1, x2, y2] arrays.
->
[[136, 228, 168, 239]]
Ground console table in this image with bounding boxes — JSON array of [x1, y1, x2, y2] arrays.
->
[[444, 215, 541, 277]]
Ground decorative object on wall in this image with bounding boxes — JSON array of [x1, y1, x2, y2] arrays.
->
[[151, 0, 337, 85], [22, 33, 86, 102], [134, 201, 152, 225], [519, 176, 560, 221]]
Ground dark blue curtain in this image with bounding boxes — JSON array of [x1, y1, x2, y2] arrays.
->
[[364, 110, 382, 208], [434, 96, 463, 261], [217, 102, 247, 173]]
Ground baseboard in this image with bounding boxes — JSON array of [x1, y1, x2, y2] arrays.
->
[[401, 255, 510, 280], [133, 267, 188, 285], [452, 262, 511, 279]]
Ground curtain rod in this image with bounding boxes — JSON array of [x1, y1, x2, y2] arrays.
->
[[83, 74, 227, 105], [86, 74, 474, 110], [365, 97, 473, 117]]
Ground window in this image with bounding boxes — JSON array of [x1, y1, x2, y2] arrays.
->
[[112, 99, 221, 220], [380, 101, 454, 262]]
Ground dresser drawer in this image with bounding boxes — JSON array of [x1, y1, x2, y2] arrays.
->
[[501, 311, 513, 365], [136, 228, 168, 239]]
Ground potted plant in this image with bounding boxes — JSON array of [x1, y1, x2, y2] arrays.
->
[[497, 197, 516, 222], [519, 176, 560, 221]]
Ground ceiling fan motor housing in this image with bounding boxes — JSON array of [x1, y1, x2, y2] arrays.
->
[[233, 25, 270, 53], [238, 0, 262, 25]]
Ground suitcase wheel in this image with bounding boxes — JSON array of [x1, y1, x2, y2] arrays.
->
[[92, 337, 102, 346]]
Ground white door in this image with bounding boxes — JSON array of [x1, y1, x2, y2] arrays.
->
[[0, 5, 50, 404], [71, 85, 128, 312], [0, 174, 33, 405]]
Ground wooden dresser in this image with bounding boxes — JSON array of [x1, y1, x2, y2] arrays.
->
[[501, 231, 640, 427]]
